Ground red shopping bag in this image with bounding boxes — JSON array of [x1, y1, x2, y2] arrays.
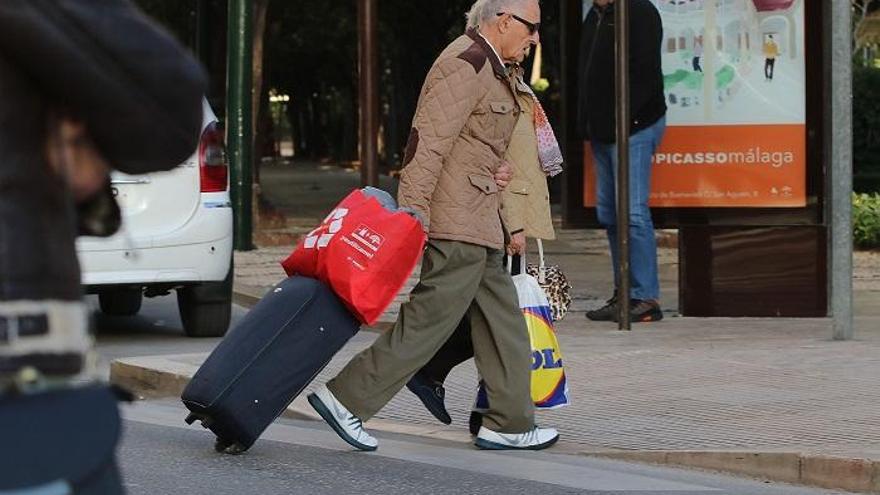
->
[[281, 189, 426, 325]]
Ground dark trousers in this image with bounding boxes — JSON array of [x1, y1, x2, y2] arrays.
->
[[765, 58, 776, 80], [417, 254, 522, 384]]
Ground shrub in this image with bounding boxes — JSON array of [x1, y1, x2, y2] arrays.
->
[[853, 192, 880, 249]]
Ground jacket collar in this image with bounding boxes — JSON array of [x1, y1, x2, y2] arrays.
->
[[466, 28, 507, 79]]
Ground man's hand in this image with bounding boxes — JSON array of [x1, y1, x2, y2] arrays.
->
[[46, 119, 110, 203], [494, 161, 513, 191], [507, 231, 526, 256]]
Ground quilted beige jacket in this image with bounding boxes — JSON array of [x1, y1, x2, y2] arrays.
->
[[398, 28, 520, 250], [500, 78, 555, 240]]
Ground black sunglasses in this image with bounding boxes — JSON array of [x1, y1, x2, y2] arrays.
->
[[496, 12, 540, 35]]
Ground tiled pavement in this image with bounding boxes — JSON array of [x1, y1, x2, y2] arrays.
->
[[229, 230, 880, 459], [226, 161, 880, 460]]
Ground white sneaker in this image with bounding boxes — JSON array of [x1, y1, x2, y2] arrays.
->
[[475, 426, 559, 450], [307, 385, 378, 451]]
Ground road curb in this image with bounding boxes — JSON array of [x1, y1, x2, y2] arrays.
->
[[110, 357, 194, 400], [232, 287, 262, 309], [593, 451, 880, 493], [110, 354, 880, 494]]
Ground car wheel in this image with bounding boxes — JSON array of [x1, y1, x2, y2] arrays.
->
[[99, 288, 143, 316], [177, 263, 233, 338]]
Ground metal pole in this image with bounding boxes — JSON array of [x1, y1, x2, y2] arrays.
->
[[615, 0, 631, 330], [827, 0, 853, 340], [358, 0, 380, 187], [228, 0, 254, 251], [703, 0, 717, 122]]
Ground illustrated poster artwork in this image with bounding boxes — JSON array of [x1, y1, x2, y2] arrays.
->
[[657, 0, 805, 126], [583, 0, 808, 208]]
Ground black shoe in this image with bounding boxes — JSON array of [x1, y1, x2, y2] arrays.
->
[[585, 296, 617, 321], [629, 299, 663, 323], [586, 297, 663, 323], [406, 372, 451, 425], [468, 411, 483, 436]]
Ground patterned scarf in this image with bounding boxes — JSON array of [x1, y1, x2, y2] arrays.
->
[[521, 83, 564, 177]]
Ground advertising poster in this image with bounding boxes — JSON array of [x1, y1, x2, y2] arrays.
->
[[583, 0, 807, 208]]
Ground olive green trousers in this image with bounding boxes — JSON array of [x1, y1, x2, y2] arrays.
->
[[328, 240, 534, 433]]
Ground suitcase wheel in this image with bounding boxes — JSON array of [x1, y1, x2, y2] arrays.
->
[[224, 443, 249, 455], [213, 437, 233, 453], [214, 437, 248, 455]]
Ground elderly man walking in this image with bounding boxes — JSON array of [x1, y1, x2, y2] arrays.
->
[[309, 0, 559, 452]]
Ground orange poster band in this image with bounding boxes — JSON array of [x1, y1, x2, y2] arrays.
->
[[583, 124, 807, 208]]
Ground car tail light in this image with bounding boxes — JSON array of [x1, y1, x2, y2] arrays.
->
[[199, 121, 228, 193]]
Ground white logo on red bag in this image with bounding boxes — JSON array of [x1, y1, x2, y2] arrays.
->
[[351, 224, 384, 252], [303, 208, 349, 249]]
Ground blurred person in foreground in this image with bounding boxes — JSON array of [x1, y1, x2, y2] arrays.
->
[[0, 1, 206, 492], [308, 0, 560, 452]]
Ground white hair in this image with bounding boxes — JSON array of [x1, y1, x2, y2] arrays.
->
[[465, 0, 537, 30]]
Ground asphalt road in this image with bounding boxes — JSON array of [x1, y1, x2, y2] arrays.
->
[[95, 295, 846, 495], [121, 400, 846, 495]]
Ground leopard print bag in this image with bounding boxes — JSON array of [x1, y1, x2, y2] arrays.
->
[[525, 239, 572, 322]]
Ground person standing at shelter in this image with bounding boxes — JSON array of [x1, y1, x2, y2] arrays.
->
[[579, 0, 668, 323], [308, 0, 560, 452]]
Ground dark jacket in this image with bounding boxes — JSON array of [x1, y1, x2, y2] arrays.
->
[[577, 0, 667, 143], [0, 0, 207, 302]]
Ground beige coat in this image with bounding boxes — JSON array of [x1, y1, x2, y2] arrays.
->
[[500, 79, 555, 240], [397, 28, 521, 250]]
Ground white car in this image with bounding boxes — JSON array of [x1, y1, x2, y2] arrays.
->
[[76, 100, 234, 337]]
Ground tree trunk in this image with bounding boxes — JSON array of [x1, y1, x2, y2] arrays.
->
[[251, 0, 269, 225], [252, 0, 269, 164]]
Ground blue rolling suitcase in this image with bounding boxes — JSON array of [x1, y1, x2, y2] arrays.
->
[[182, 276, 360, 453]]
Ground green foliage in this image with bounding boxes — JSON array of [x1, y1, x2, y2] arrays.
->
[[854, 67, 880, 187], [664, 65, 734, 91], [853, 193, 880, 249], [133, 0, 564, 167], [715, 65, 734, 89], [664, 69, 690, 89], [532, 78, 550, 93]]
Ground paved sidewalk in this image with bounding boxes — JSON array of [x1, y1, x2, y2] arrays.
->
[[112, 161, 880, 493]]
